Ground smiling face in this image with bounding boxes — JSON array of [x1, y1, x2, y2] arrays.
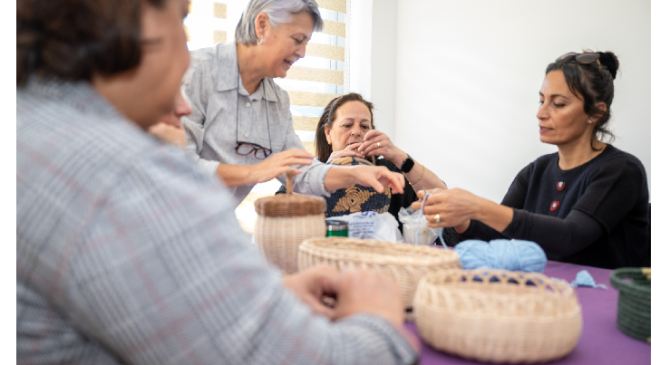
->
[[537, 70, 596, 147], [325, 101, 374, 152], [259, 11, 314, 78]]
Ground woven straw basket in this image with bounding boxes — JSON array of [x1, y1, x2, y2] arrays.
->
[[414, 269, 582, 364], [298, 237, 461, 307], [610, 267, 651, 342], [254, 172, 327, 274]]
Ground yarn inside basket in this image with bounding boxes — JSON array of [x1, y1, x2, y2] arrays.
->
[[454, 239, 547, 273]]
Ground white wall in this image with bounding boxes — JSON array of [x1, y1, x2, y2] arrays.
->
[[347, 0, 398, 138], [391, 0, 651, 202]]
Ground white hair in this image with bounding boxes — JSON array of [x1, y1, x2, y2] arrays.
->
[[235, 0, 323, 45]]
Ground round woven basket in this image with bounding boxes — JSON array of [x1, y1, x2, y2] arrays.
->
[[254, 172, 327, 274], [610, 267, 651, 343], [414, 269, 582, 364], [298, 237, 461, 307]]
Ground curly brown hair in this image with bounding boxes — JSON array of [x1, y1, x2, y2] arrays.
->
[[17, 0, 167, 86]]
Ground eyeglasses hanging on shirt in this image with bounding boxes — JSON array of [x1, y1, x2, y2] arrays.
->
[[234, 84, 272, 159]]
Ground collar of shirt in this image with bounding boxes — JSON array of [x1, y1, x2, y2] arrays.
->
[[212, 41, 278, 102]]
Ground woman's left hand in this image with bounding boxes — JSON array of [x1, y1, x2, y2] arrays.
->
[[410, 188, 480, 228], [357, 130, 407, 164]]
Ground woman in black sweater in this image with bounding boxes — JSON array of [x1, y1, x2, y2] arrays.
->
[[414, 51, 650, 269]]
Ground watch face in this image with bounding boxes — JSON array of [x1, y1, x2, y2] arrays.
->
[[401, 156, 414, 173]]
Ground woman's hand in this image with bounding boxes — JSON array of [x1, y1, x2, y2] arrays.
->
[[249, 148, 314, 184], [357, 130, 407, 166], [352, 165, 405, 194], [328, 143, 363, 162], [148, 123, 187, 149], [411, 188, 480, 230], [283, 265, 340, 318], [411, 188, 514, 234]]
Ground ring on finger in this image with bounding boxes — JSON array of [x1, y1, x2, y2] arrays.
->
[[434, 214, 441, 223], [377, 142, 381, 148]]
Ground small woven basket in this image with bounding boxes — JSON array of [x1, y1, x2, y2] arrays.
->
[[414, 269, 582, 364], [298, 237, 461, 307], [254, 172, 327, 274], [610, 267, 651, 343]]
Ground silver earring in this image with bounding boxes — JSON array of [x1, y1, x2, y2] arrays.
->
[[588, 119, 594, 124], [257, 35, 264, 45]]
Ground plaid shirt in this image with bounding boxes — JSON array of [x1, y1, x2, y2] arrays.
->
[[17, 80, 417, 365]]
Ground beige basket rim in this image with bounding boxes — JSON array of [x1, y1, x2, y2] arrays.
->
[[299, 237, 458, 266], [416, 268, 580, 317]]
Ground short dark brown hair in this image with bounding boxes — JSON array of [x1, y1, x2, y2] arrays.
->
[[545, 51, 619, 150], [315, 93, 375, 163], [17, 0, 167, 86]]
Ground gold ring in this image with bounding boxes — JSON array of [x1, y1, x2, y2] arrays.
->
[[434, 214, 441, 223], [377, 142, 381, 148]]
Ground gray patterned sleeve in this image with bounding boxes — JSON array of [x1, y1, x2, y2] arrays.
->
[[62, 149, 416, 365]]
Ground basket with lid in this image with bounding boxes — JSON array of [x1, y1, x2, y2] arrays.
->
[[298, 237, 461, 307], [414, 269, 582, 364], [254, 172, 326, 274]]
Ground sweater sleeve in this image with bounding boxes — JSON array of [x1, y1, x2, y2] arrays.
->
[[458, 163, 533, 241], [473, 157, 643, 258], [572, 158, 646, 232], [502, 208, 604, 256]]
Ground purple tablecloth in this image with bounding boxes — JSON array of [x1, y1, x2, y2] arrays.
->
[[405, 261, 651, 365]]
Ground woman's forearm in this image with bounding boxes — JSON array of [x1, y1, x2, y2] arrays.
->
[[323, 166, 357, 192], [473, 197, 515, 233], [215, 164, 255, 188], [404, 161, 447, 191]]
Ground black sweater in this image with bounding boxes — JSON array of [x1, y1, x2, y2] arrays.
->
[[460, 145, 650, 269]]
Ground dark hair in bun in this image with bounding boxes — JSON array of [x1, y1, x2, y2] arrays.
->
[[546, 50, 619, 150]]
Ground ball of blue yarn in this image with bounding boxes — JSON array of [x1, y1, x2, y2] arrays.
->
[[455, 239, 547, 272]]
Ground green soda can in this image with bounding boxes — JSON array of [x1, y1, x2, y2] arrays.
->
[[325, 220, 349, 237]]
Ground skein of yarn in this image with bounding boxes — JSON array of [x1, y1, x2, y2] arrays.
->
[[454, 239, 547, 272]]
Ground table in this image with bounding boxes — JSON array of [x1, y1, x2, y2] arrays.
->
[[405, 261, 651, 365]]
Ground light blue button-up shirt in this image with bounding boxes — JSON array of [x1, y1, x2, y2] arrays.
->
[[181, 42, 331, 206]]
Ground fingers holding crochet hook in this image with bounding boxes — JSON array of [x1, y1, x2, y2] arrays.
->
[[411, 188, 478, 230]]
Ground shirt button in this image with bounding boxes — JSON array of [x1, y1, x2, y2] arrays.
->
[[246, 102, 251, 107], [244, 133, 249, 138]]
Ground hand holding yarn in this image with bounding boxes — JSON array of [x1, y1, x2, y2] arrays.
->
[[328, 143, 364, 162], [358, 130, 405, 162], [411, 188, 477, 229], [454, 239, 547, 272]]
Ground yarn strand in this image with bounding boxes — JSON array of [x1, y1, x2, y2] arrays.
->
[[416, 193, 430, 246]]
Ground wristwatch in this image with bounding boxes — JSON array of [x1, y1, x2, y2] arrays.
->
[[399, 154, 415, 173]]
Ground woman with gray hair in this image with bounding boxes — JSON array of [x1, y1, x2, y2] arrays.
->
[[182, 0, 405, 206]]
